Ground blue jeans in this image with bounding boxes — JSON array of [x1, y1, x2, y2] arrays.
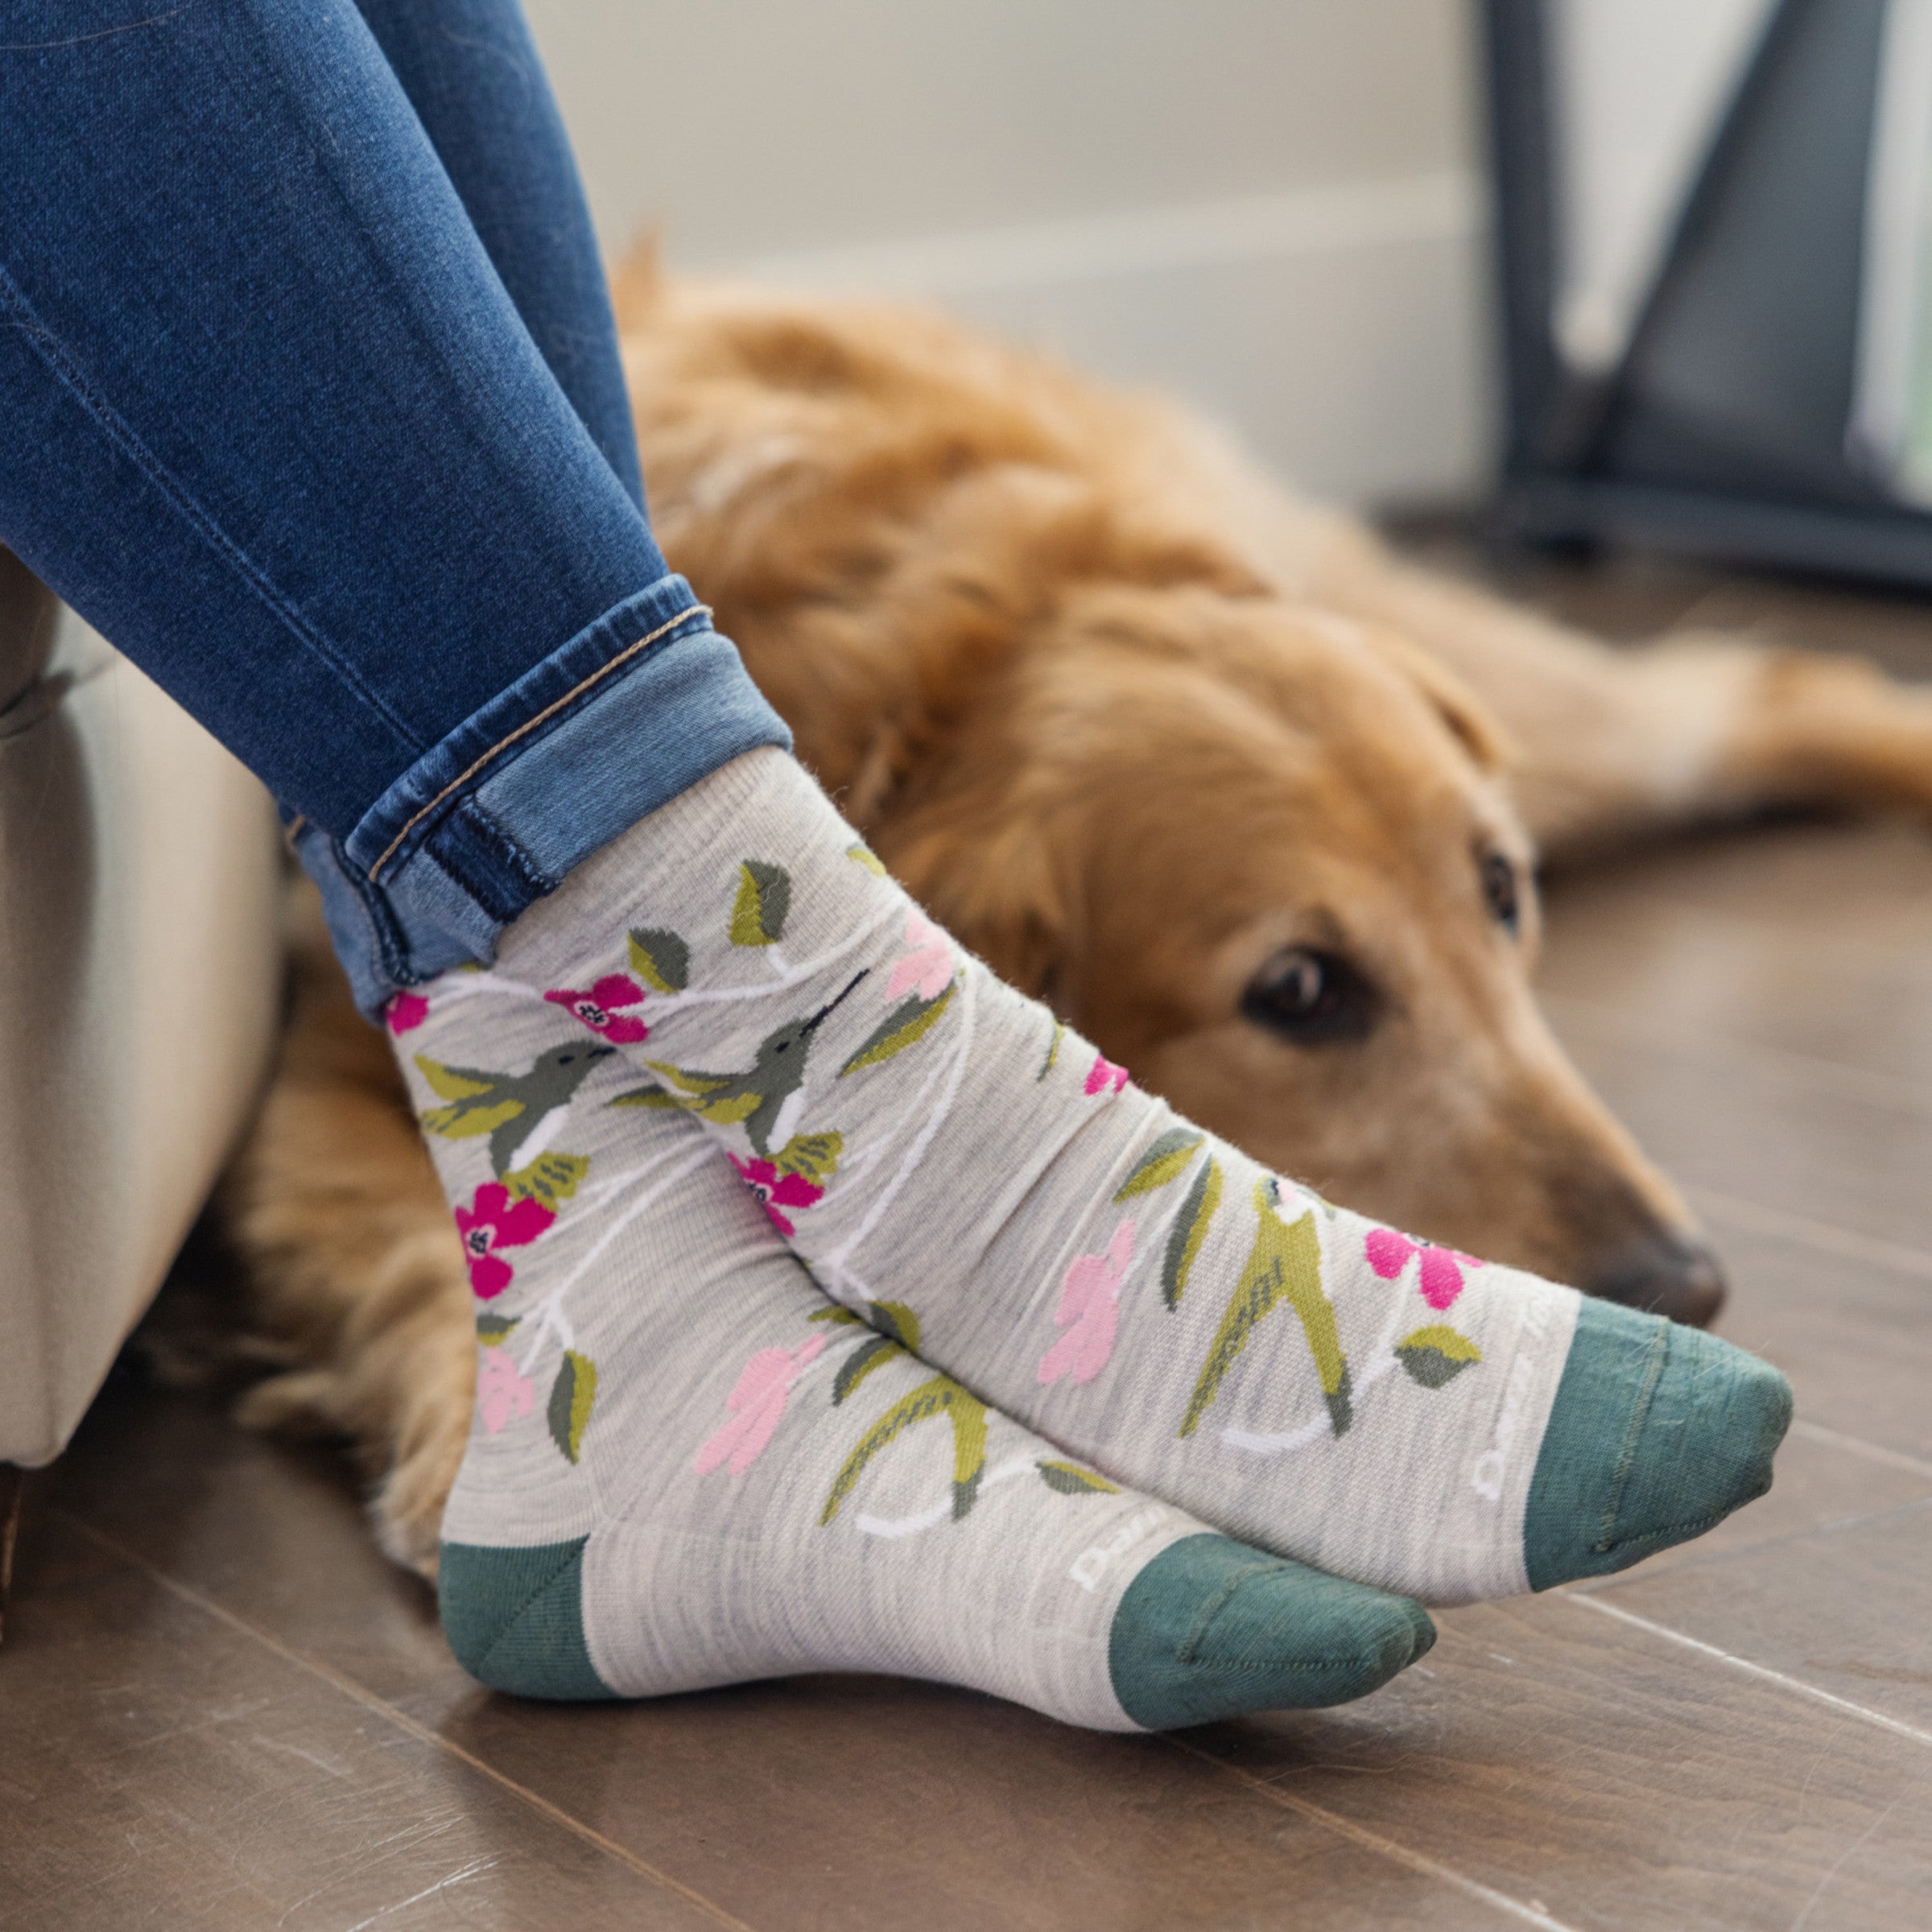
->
[[0, 0, 789, 1010]]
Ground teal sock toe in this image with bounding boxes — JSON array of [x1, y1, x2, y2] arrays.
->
[[438, 1536, 616, 1700], [1108, 1533, 1434, 1729], [1524, 1298, 1794, 1591]]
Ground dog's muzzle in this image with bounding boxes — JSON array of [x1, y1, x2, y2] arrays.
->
[[1585, 1230, 1728, 1328]]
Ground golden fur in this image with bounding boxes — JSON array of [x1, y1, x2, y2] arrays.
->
[[220, 265, 1932, 1575]]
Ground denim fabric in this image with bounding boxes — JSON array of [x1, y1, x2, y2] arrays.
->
[[350, 0, 646, 513], [299, 603, 789, 1010], [0, 0, 788, 1008]]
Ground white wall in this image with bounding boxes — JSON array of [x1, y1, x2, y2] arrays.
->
[[522, 1, 1492, 506]]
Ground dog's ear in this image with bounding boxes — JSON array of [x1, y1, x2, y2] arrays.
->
[[882, 794, 1072, 1003], [963, 822, 1072, 1002], [1364, 627, 1515, 775]]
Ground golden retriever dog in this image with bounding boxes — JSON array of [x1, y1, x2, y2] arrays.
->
[[218, 263, 1932, 1576]]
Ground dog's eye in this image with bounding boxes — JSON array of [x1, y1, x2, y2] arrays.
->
[[1480, 851, 1520, 934], [1241, 947, 1377, 1045]]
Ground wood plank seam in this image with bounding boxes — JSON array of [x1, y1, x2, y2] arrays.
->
[[1602, 885, 1932, 979], [50, 1510, 759, 1932], [1568, 1484, 1932, 1591], [1161, 1736, 1587, 1931], [1540, 988, 1932, 1121], [1690, 1185, 1932, 1285], [1785, 1418, 1932, 1480], [1565, 1487, 1932, 1589], [1785, 1782, 1916, 1932], [1567, 1595, 1932, 1752]]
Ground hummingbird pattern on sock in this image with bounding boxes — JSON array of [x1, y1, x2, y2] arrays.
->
[[414, 1035, 617, 1461], [493, 749, 1785, 1608], [400, 944, 1438, 1726], [416, 1040, 613, 1177], [617, 971, 869, 1155], [541, 854, 1400, 1459]]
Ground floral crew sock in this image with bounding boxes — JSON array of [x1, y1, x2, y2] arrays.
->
[[493, 749, 1793, 1607], [393, 973, 1435, 1726]]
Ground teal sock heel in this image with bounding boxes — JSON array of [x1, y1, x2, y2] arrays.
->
[[1108, 1533, 1434, 1729], [1524, 1298, 1793, 1591], [438, 1537, 616, 1700]]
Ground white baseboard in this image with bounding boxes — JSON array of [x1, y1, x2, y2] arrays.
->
[[710, 172, 1492, 506]]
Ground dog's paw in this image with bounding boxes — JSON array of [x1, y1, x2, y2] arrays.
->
[[235, 1360, 464, 1583], [369, 1397, 469, 1583], [372, 1492, 444, 1582]]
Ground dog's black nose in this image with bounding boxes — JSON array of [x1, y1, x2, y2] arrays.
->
[[1585, 1231, 1728, 1328]]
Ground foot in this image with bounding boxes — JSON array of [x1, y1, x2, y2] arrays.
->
[[395, 970, 1434, 1726], [485, 749, 1792, 1606]]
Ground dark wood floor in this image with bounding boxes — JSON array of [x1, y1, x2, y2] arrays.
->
[[6, 548, 1932, 1930]]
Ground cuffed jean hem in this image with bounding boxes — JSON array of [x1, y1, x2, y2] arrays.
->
[[292, 570, 791, 1012]]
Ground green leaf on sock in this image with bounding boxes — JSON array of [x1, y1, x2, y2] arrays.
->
[[949, 1390, 989, 1520], [837, 980, 957, 1076], [824, 1303, 922, 1406], [729, 860, 791, 947], [867, 1300, 922, 1352], [547, 1350, 598, 1463], [771, 1130, 844, 1185], [1162, 1155, 1223, 1309], [503, 1150, 590, 1209], [1036, 1459, 1119, 1496], [808, 1305, 866, 1327], [1395, 1324, 1482, 1389], [1114, 1129, 1204, 1201], [627, 927, 691, 993], [1179, 1180, 1348, 1438], [1323, 1364, 1354, 1437], [832, 1335, 906, 1406], [846, 843, 889, 877], [1037, 1020, 1064, 1080], [475, 1313, 521, 1347], [820, 1372, 974, 1524]]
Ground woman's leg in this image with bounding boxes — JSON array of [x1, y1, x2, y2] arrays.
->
[[0, 2, 1785, 1666], [0, 0, 1445, 1719], [348, 0, 644, 511], [0, 0, 778, 1008]]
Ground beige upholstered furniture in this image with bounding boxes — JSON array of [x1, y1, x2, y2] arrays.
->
[[0, 548, 283, 1511]]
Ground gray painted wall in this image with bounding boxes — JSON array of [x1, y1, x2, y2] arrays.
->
[[522, 1, 1491, 506]]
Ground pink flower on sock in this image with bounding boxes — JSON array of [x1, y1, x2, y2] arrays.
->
[[1038, 1218, 1137, 1387], [543, 973, 649, 1044], [886, 910, 954, 1002], [477, 1347, 537, 1434], [1364, 1228, 1482, 1311], [696, 1334, 828, 1476], [384, 991, 430, 1035], [1084, 1053, 1130, 1096], [728, 1153, 824, 1236], [453, 1183, 556, 1298]]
